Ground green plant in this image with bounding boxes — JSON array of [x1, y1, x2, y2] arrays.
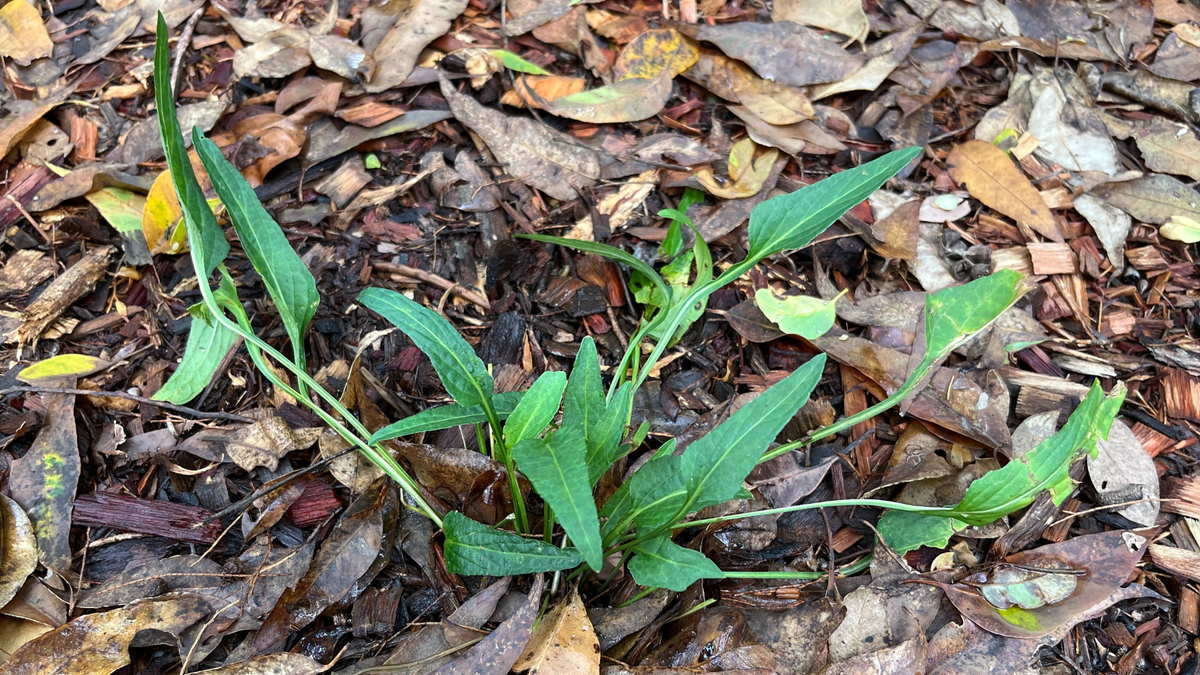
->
[[152, 15, 1125, 594]]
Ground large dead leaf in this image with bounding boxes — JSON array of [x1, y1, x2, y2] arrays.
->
[[942, 531, 1158, 639], [946, 140, 1059, 241], [7, 393, 77, 576], [440, 75, 599, 200], [0, 495, 36, 610], [828, 547, 943, 662], [383, 578, 511, 673], [433, 575, 544, 675], [367, 0, 469, 92], [233, 28, 313, 78], [1091, 173, 1200, 224], [0, 598, 208, 675], [0, 1, 52, 66], [0, 617, 51, 665], [811, 24, 921, 100], [1072, 193, 1131, 270], [771, 0, 868, 42], [1027, 83, 1120, 175], [684, 51, 813, 125], [1087, 421, 1159, 527], [1132, 119, 1200, 181], [925, 618, 1039, 675], [682, 22, 864, 87], [225, 416, 322, 472], [253, 482, 387, 654], [76, 555, 223, 609], [514, 589, 600, 674], [0, 103, 56, 159], [543, 71, 674, 124]]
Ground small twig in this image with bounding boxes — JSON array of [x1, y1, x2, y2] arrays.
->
[[171, 6, 205, 96], [0, 386, 253, 422], [373, 261, 491, 311], [1121, 405, 1194, 441], [1046, 497, 1174, 529]]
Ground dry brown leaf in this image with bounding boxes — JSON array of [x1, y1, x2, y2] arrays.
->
[[1132, 120, 1200, 181], [771, 0, 868, 43], [433, 575, 544, 675], [543, 71, 674, 124], [310, 34, 374, 81], [696, 139, 780, 199], [682, 21, 864, 87], [514, 589, 600, 674], [684, 51, 813, 125], [0, 598, 208, 675], [188, 654, 325, 675], [0, 1, 52, 66], [367, 0, 469, 92], [947, 140, 1059, 241], [226, 416, 322, 472], [812, 24, 922, 100], [1092, 173, 1200, 225], [233, 28, 313, 79], [440, 75, 599, 200], [0, 103, 56, 159], [0, 494, 36, 611], [501, 76, 588, 109], [0, 617, 50, 665]]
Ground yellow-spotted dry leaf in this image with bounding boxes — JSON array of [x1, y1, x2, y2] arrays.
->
[[946, 140, 1059, 241], [696, 139, 780, 199], [0, 1, 52, 66], [613, 28, 699, 81], [17, 355, 110, 383]]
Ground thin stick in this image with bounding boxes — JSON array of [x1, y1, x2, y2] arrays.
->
[[374, 261, 491, 311], [171, 6, 205, 96], [0, 386, 253, 422]]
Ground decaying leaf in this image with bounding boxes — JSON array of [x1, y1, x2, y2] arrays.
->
[[187, 654, 325, 675], [17, 355, 110, 383], [0, 495, 36, 611], [253, 481, 388, 654], [695, 139, 780, 199], [811, 24, 921, 100], [1072, 193, 1131, 269], [0, 617, 51, 665], [224, 416, 322, 472], [513, 589, 600, 674], [0, 598, 208, 675], [233, 28, 312, 78], [943, 531, 1158, 639], [613, 28, 699, 80], [501, 76, 587, 109], [382, 578, 511, 673], [1132, 119, 1200, 181], [1086, 420, 1159, 527], [684, 51, 814, 125], [946, 140, 1059, 241], [1092, 173, 1200, 225], [367, 0, 470, 92], [0, 1, 52, 66], [7, 393, 77, 576], [1027, 84, 1120, 175], [771, 0, 868, 43], [85, 188, 151, 266], [433, 575, 544, 675], [682, 22, 864, 87], [440, 75, 599, 201], [543, 71, 674, 124], [962, 564, 1079, 611]]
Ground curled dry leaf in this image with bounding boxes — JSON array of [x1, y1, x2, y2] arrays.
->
[[684, 51, 813, 126], [0, 597, 208, 675], [0, 0, 52, 66], [440, 75, 599, 201], [682, 21, 864, 87], [367, 0, 470, 92], [252, 481, 387, 654], [0, 494, 36, 610], [7, 393, 77, 577], [942, 531, 1159, 639], [696, 139, 780, 199], [513, 589, 600, 674], [946, 140, 1059, 241], [225, 416, 323, 472], [433, 575, 544, 675]]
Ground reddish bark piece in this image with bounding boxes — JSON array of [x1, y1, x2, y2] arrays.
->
[[72, 492, 224, 544]]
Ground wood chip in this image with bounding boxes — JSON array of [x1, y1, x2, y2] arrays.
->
[[1164, 368, 1200, 423], [335, 101, 406, 127], [1163, 476, 1200, 520], [1027, 242, 1076, 275], [1131, 422, 1176, 457], [316, 156, 372, 209], [72, 492, 224, 544], [1126, 245, 1171, 271], [1181, 585, 1200, 635], [1101, 311, 1136, 337], [14, 245, 114, 350], [1150, 544, 1200, 584], [0, 249, 54, 295]]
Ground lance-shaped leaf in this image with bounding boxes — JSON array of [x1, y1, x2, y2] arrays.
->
[[878, 381, 1125, 553], [747, 147, 921, 259], [562, 337, 605, 445], [358, 287, 494, 408], [193, 130, 319, 367], [368, 392, 523, 445], [586, 382, 633, 485], [628, 536, 724, 591], [505, 371, 567, 445], [443, 511, 583, 575], [512, 426, 602, 569], [630, 453, 688, 532], [154, 13, 229, 277], [153, 303, 239, 403], [679, 353, 825, 516]]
